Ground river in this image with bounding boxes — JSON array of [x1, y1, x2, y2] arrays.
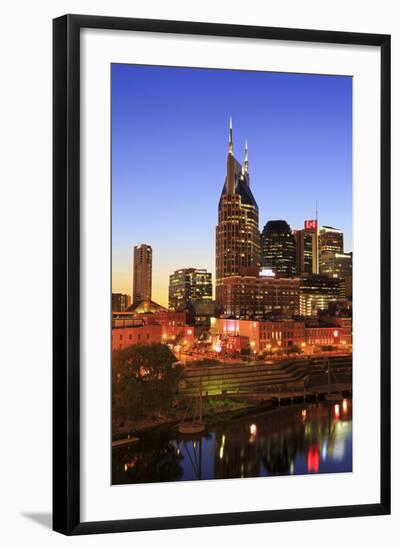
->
[[112, 399, 352, 484]]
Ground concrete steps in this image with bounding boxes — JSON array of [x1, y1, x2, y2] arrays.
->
[[179, 355, 352, 397]]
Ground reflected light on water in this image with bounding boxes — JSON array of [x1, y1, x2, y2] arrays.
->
[[307, 445, 320, 473], [332, 439, 346, 461], [219, 434, 226, 460], [249, 424, 257, 443], [112, 402, 352, 484], [321, 439, 328, 461]]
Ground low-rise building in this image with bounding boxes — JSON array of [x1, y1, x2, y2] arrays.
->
[[187, 299, 216, 328], [111, 293, 131, 312], [219, 274, 300, 319], [213, 317, 345, 354], [304, 325, 341, 347], [112, 323, 162, 351], [320, 315, 352, 346], [213, 318, 305, 354], [112, 302, 193, 350]]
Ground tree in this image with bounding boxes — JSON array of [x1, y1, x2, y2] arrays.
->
[[112, 344, 184, 428]]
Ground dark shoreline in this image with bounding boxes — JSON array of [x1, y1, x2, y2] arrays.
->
[[112, 397, 345, 446], [112, 400, 275, 444]]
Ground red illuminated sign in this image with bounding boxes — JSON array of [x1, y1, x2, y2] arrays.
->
[[304, 219, 317, 231]]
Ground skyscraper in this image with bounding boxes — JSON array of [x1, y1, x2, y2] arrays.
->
[[133, 244, 152, 303], [168, 268, 212, 311], [294, 219, 319, 275], [261, 220, 297, 276], [318, 226, 347, 293], [216, 119, 261, 306], [319, 251, 352, 298], [319, 226, 344, 255]]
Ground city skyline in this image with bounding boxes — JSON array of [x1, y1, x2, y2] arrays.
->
[[112, 64, 352, 307]]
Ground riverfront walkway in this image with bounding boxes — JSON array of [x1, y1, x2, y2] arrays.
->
[[179, 354, 352, 401]]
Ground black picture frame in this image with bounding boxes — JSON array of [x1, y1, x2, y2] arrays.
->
[[53, 14, 391, 535]]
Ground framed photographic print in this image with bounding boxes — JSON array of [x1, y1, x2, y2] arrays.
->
[[53, 14, 391, 535]]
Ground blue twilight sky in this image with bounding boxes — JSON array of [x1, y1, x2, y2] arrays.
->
[[112, 64, 352, 307]]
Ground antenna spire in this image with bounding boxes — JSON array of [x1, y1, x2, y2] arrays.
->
[[244, 140, 249, 173], [228, 116, 233, 155]]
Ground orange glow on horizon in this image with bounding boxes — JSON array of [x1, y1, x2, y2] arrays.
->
[[112, 255, 215, 308]]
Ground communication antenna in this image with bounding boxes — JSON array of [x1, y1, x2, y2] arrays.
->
[[315, 199, 319, 274]]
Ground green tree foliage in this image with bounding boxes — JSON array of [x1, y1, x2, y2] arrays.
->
[[112, 344, 184, 427]]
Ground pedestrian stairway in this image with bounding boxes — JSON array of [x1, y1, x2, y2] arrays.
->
[[179, 355, 352, 397]]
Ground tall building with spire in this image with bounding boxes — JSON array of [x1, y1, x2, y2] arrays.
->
[[216, 118, 261, 307]]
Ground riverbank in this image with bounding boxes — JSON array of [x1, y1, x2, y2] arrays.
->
[[112, 396, 275, 443], [113, 383, 351, 445]]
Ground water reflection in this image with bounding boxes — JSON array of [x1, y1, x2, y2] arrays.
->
[[112, 400, 352, 485]]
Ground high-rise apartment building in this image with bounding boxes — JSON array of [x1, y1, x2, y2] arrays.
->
[[216, 119, 261, 307], [261, 220, 297, 276], [133, 244, 152, 303], [168, 268, 212, 311]]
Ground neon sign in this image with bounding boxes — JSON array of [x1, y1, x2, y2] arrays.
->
[[304, 219, 317, 231]]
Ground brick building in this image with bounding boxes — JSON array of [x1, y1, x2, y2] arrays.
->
[[219, 274, 300, 319]]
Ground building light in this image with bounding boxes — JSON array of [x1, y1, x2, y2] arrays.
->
[[259, 269, 275, 277], [213, 342, 222, 353]]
